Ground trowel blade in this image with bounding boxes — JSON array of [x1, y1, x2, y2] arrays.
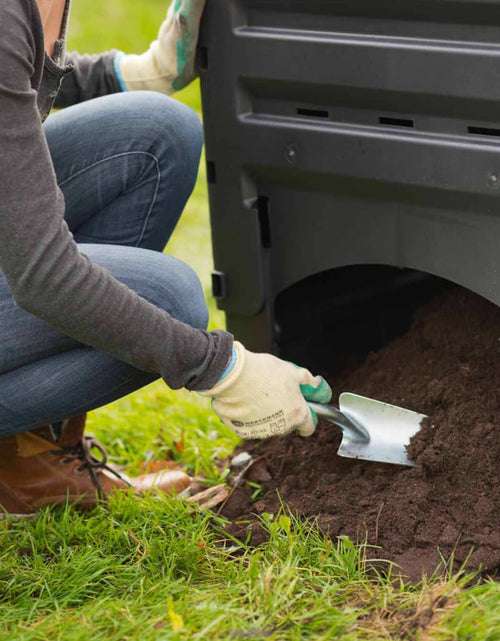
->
[[338, 393, 426, 467]]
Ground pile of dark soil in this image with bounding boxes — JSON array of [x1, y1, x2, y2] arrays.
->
[[222, 288, 500, 581]]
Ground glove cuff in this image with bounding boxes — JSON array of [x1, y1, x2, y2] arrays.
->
[[217, 346, 237, 382], [113, 52, 128, 92], [198, 341, 246, 397], [118, 48, 177, 94]]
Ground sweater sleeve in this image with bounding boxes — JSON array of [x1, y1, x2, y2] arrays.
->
[[54, 50, 123, 108], [0, 1, 232, 391]]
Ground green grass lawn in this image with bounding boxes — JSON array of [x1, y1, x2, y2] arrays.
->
[[1, 2, 499, 639]]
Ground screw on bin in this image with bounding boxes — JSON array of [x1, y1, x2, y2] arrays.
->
[[284, 144, 298, 165], [487, 171, 500, 190]]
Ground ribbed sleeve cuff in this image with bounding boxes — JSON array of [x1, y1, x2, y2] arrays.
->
[[179, 330, 234, 392]]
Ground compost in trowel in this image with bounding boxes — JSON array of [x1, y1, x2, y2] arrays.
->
[[309, 393, 427, 467]]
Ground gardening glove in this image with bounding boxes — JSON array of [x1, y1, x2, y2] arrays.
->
[[115, 0, 206, 94], [199, 342, 332, 439]]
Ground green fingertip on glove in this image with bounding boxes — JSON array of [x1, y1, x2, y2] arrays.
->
[[289, 361, 333, 431], [300, 377, 333, 428], [300, 377, 333, 404], [173, 0, 200, 92]]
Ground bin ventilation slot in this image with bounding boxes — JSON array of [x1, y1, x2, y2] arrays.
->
[[297, 108, 329, 119], [468, 126, 500, 137], [379, 117, 414, 128], [206, 161, 217, 184]]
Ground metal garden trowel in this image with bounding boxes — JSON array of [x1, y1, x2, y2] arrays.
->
[[309, 393, 427, 467]]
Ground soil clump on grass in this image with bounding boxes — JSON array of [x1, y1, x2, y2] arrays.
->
[[222, 288, 500, 581]]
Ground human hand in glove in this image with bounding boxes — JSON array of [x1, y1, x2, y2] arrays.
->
[[115, 0, 206, 94], [199, 342, 333, 439]]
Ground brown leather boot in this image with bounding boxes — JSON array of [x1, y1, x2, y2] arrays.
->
[[0, 415, 191, 516]]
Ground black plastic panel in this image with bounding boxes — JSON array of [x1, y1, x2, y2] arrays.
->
[[199, 0, 500, 361]]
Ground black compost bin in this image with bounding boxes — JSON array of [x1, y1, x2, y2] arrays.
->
[[199, 0, 500, 371]]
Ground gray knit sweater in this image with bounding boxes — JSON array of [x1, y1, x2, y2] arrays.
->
[[0, 0, 232, 390]]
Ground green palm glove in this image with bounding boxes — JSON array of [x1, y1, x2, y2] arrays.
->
[[117, 0, 206, 94], [300, 376, 334, 431]]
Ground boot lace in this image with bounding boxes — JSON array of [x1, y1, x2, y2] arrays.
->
[[57, 436, 131, 497]]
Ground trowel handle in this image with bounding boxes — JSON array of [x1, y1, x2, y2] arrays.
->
[[308, 403, 370, 444]]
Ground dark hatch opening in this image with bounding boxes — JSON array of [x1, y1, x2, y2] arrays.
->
[[274, 265, 450, 373]]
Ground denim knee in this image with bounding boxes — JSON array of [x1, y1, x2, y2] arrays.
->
[[79, 244, 209, 331], [160, 258, 209, 331], [126, 93, 204, 249], [135, 91, 204, 175]]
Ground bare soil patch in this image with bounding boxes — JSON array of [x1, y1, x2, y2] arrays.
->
[[222, 288, 500, 581]]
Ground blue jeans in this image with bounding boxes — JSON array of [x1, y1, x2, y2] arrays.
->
[[0, 91, 207, 436]]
